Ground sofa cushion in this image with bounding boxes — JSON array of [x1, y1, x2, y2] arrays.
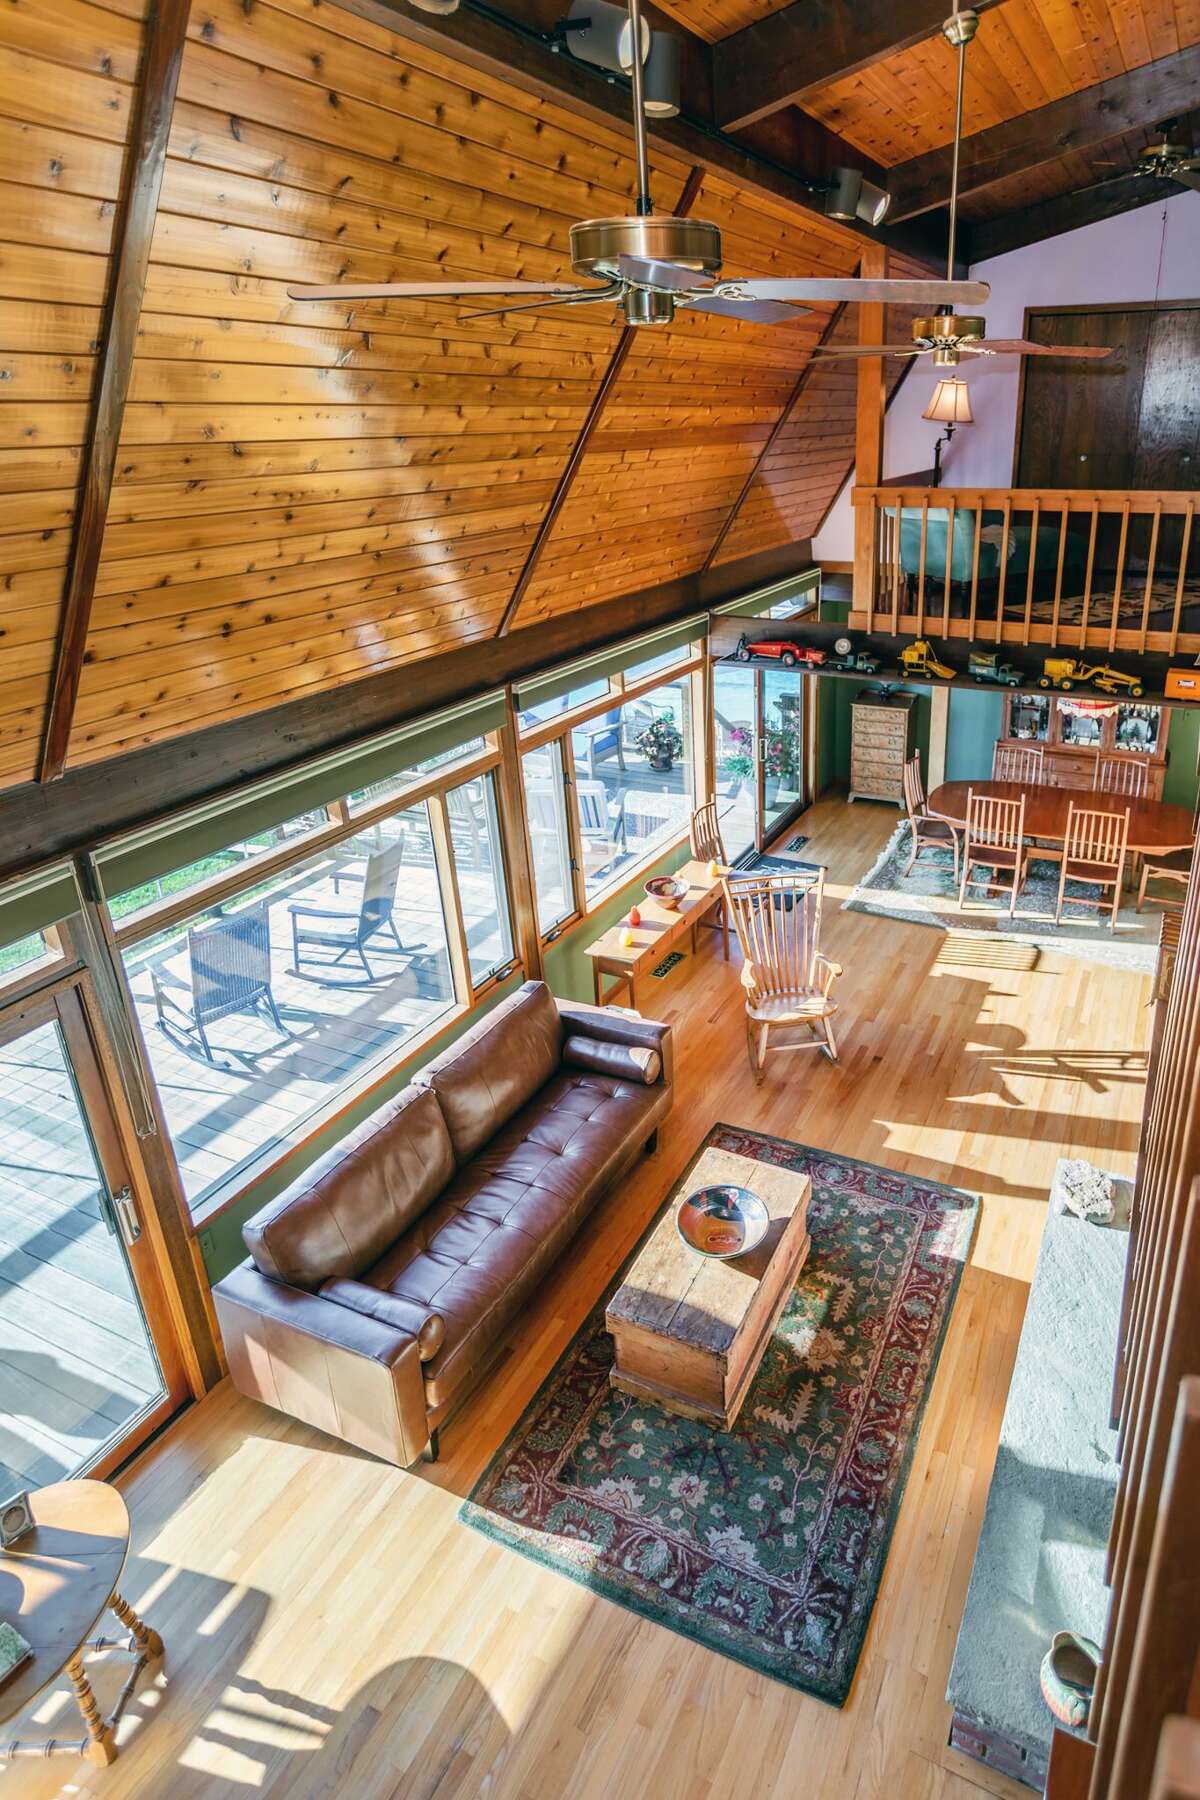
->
[[563, 1033, 661, 1085], [242, 1084, 455, 1290], [413, 979, 561, 1164], [364, 1066, 667, 1409]]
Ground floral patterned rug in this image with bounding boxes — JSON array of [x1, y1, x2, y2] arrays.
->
[[461, 1125, 978, 1704]]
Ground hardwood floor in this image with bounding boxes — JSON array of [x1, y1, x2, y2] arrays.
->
[[5, 795, 1152, 1800]]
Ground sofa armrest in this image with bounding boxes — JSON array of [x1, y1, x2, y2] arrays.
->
[[319, 1277, 445, 1362], [556, 999, 673, 1087], [213, 1260, 431, 1467], [563, 1033, 661, 1086]]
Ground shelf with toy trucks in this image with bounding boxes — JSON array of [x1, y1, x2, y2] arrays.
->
[[708, 611, 1200, 712]]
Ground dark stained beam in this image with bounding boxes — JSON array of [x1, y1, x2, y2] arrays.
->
[[0, 542, 817, 882], [965, 172, 1184, 262], [712, 0, 1005, 134], [38, 0, 191, 784], [702, 301, 848, 569], [888, 42, 1200, 221], [326, 0, 946, 269], [497, 165, 704, 637]]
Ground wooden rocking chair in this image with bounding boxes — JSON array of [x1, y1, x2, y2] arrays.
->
[[721, 867, 841, 1084]]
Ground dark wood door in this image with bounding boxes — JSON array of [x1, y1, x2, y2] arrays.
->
[[1014, 304, 1200, 490]]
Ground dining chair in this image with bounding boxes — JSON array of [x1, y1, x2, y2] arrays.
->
[[959, 790, 1029, 915], [1056, 803, 1130, 930], [151, 902, 286, 1063], [1094, 755, 1149, 799], [903, 753, 961, 882], [689, 798, 727, 866], [992, 743, 1044, 783], [1136, 792, 1198, 912], [721, 867, 841, 1083]]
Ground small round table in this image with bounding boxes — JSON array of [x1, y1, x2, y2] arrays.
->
[[0, 1480, 163, 1767]]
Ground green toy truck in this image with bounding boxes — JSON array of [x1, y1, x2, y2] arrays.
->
[[968, 651, 1021, 687]]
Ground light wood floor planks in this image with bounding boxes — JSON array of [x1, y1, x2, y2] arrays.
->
[[4, 795, 1152, 1799]]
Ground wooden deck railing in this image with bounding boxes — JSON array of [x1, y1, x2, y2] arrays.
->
[[851, 487, 1199, 653]]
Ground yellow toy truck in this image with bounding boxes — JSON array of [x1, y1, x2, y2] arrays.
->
[[1038, 658, 1144, 698], [899, 639, 955, 681]]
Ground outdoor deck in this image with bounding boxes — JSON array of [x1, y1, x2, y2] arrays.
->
[[0, 1024, 163, 1495]]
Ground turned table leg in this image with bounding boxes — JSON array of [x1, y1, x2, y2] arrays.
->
[[110, 1591, 164, 1661], [66, 1651, 117, 1767]]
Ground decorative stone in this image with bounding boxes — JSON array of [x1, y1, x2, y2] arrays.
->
[[1057, 1158, 1116, 1224]]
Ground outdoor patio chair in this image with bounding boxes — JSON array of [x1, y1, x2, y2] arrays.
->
[[576, 779, 626, 874], [151, 902, 286, 1064], [575, 710, 625, 779], [288, 840, 418, 983]]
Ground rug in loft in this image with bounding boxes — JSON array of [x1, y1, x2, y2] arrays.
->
[[462, 1124, 978, 1704]]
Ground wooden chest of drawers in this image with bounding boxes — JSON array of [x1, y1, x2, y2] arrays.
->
[[849, 693, 917, 807]]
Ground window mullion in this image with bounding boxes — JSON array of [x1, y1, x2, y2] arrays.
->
[[560, 740, 588, 919], [427, 793, 472, 1010]]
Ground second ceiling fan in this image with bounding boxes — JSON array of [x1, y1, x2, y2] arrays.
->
[[807, 5, 1112, 367], [287, 0, 989, 328]]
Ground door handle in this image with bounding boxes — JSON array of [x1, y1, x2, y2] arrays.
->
[[110, 1185, 142, 1249], [96, 1187, 117, 1236]]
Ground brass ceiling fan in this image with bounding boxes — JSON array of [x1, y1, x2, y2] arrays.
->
[[286, 0, 989, 328], [806, 5, 1114, 367], [1093, 118, 1200, 194]]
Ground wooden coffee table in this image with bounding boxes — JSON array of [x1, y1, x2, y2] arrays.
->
[[606, 1142, 811, 1431]]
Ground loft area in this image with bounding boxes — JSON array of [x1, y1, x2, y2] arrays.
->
[[0, 1, 1199, 1797]]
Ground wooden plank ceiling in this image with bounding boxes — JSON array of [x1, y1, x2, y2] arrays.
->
[[2, 0, 1195, 788], [0, 0, 877, 784]]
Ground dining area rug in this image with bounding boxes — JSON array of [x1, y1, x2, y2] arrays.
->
[[843, 825, 1161, 974], [461, 1125, 977, 1704]]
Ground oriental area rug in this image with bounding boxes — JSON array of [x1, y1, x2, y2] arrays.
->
[[461, 1126, 978, 1705]]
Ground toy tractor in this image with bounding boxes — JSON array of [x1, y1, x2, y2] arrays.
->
[[828, 635, 881, 675], [899, 639, 955, 681], [968, 650, 1021, 687], [1038, 657, 1144, 698]]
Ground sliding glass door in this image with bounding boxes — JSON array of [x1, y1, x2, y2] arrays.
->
[[0, 985, 186, 1493], [713, 662, 810, 858]]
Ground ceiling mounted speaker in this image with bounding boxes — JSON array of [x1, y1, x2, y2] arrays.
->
[[566, 0, 649, 74], [825, 167, 892, 228], [642, 30, 681, 116]]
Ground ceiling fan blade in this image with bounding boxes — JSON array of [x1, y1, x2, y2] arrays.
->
[[806, 344, 926, 358], [727, 278, 990, 306], [687, 295, 809, 323], [286, 280, 589, 302], [615, 253, 712, 292], [1175, 166, 1200, 191], [966, 338, 1113, 358], [461, 284, 622, 322]]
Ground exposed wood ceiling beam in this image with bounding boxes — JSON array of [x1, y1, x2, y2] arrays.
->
[[888, 42, 1200, 221], [966, 172, 1184, 262], [38, 0, 191, 785], [326, 0, 949, 269], [497, 165, 704, 638], [712, 0, 1006, 134], [702, 300, 848, 569], [0, 543, 816, 882]]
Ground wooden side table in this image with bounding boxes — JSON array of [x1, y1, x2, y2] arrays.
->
[[0, 1479, 163, 1767], [584, 858, 728, 1009]]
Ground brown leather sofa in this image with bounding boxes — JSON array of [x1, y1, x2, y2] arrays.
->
[[213, 981, 672, 1466]]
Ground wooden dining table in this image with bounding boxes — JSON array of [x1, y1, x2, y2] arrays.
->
[[927, 780, 1197, 854]]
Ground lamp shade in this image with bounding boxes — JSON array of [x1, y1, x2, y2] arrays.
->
[[923, 378, 974, 426]]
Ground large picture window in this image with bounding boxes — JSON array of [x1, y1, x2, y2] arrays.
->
[[446, 773, 514, 984], [522, 741, 575, 934], [571, 675, 694, 901]]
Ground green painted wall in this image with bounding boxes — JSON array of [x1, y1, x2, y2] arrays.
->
[[1165, 707, 1200, 812], [945, 687, 1005, 782], [198, 971, 524, 1282]]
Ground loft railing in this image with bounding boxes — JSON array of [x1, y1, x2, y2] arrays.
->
[[850, 487, 1199, 653]]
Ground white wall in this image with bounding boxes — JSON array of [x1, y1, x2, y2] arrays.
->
[[813, 190, 1200, 561]]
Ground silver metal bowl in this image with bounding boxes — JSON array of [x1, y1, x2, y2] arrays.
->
[[676, 1185, 769, 1260]]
